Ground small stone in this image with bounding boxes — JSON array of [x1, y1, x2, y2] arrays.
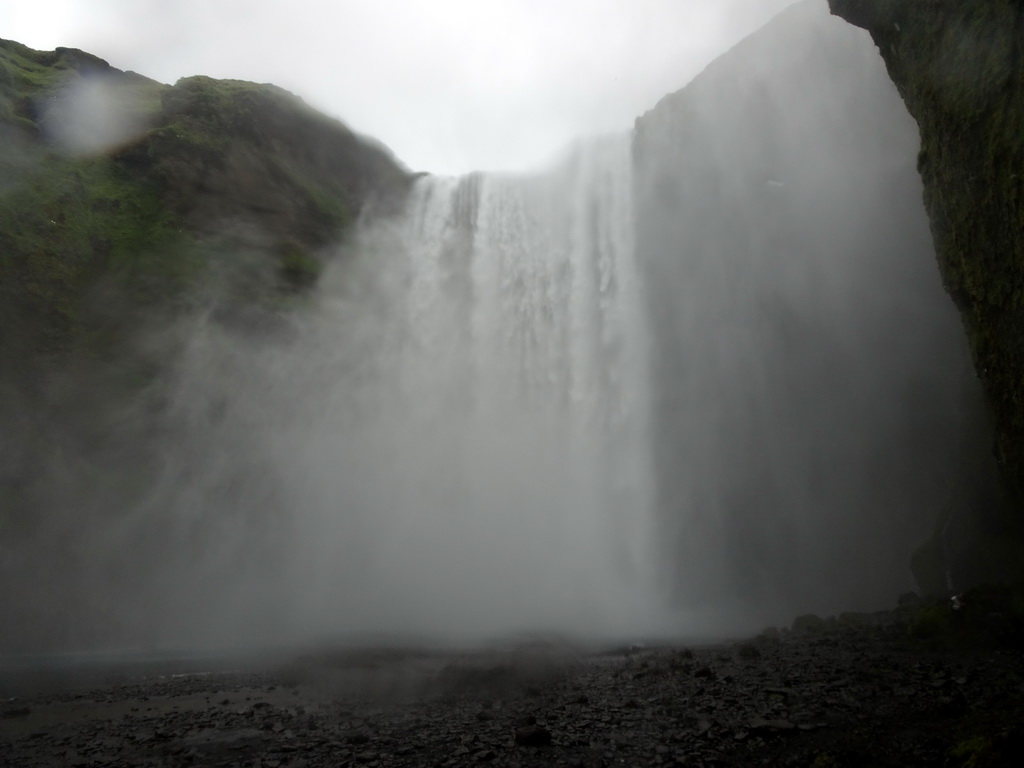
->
[[738, 644, 761, 660], [749, 716, 796, 732]]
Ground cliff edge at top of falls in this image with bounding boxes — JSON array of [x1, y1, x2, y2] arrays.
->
[[0, 37, 410, 365], [827, 2, 1024, 521]]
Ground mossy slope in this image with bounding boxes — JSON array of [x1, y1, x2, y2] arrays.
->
[[0, 38, 408, 361]]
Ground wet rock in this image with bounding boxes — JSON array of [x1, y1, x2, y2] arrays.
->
[[515, 724, 552, 746], [570, 748, 606, 768], [4, 614, 1024, 768], [738, 644, 761, 660], [749, 716, 797, 733]]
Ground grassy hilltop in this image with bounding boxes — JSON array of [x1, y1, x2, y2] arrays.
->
[[0, 38, 408, 361]]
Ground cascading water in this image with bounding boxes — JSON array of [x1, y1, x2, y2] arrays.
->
[[137, 135, 668, 646], [377, 136, 658, 635], [277, 135, 665, 641]]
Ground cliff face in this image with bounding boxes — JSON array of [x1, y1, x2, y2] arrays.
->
[[0, 40, 410, 649], [633, 0, 991, 615], [827, 0, 1024, 576]]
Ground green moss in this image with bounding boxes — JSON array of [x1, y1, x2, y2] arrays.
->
[[0, 152, 194, 354], [160, 75, 300, 141], [907, 603, 949, 640], [1, 36, 407, 367], [306, 185, 351, 231], [950, 736, 995, 768], [279, 244, 321, 290], [1, 38, 167, 138], [1, 38, 69, 99]]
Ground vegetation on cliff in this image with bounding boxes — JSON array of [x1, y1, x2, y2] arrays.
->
[[828, 0, 1024, 588], [0, 38, 408, 362], [0, 38, 409, 562]]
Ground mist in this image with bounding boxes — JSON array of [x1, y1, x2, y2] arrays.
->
[[117, 138, 663, 647], [636, 1, 973, 626], [0, 1, 981, 653]]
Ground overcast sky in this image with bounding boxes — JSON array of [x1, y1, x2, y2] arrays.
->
[[6, 0, 797, 175]]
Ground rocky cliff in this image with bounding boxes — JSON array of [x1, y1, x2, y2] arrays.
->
[[827, 0, 1024, 584], [633, 0, 994, 615], [0, 39, 409, 649]]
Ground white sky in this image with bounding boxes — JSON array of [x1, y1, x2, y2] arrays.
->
[[5, 0, 797, 175]]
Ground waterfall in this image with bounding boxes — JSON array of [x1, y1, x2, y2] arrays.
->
[[3, 3, 985, 654], [291, 135, 663, 639], [121, 134, 665, 645]]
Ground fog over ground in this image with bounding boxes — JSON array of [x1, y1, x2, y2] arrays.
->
[[6, 0, 796, 174]]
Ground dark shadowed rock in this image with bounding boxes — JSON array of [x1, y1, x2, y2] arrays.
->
[[828, 0, 1024, 586], [515, 724, 552, 747], [633, 0, 977, 617]]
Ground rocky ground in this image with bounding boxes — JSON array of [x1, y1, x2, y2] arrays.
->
[[3, 596, 1024, 767]]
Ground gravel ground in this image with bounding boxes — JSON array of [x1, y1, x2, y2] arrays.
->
[[3, 613, 1024, 767]]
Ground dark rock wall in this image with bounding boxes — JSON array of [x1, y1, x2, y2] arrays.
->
[[828, 0, 1024, 580], [633, 0, 984, 617]]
